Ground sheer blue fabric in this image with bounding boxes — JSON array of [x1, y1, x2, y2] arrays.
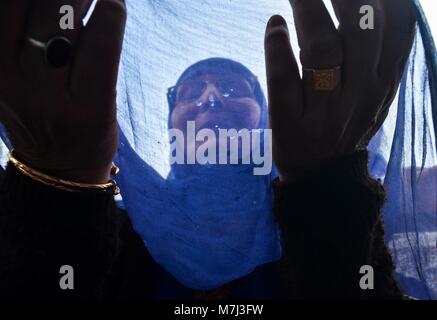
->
[[0, 0, 436, 297], [368, 1, 437, 299], [115, 57, 281, 290]]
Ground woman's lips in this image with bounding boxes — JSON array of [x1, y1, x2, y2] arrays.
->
[[195, 113, 243, 131]]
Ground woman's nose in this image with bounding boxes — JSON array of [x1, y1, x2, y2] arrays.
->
[[197, 83, 225, 108]]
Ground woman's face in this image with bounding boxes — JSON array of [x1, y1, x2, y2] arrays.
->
[[171, 72, 262, 135]]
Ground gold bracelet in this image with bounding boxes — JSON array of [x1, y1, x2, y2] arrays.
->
[[8, 153, 120, 195]]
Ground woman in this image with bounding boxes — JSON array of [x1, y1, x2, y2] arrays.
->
[[115, 57, 281, 298], [0, 0, 417, 299]]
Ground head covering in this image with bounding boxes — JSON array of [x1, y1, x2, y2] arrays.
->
[[167, 57, 272, 178], [115, 58, 281, 290], [168, 57, 268, 127]]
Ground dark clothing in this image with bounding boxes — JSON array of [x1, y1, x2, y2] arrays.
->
[[273, 151, 402, 299], [0, 151, 403, 299]]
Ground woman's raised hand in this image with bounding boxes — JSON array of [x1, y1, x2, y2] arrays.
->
[[0, 0, 126, 183], [265, 0, 416, 182]]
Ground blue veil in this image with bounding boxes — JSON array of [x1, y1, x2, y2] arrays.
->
[[368, 1, 437, 299], [115, 57, 281, 290], [0, 0, 436, 297]]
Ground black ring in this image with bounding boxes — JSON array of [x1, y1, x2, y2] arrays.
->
[[45, 36, 74, 68]]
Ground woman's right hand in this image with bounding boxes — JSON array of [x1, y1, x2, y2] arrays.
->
[[0, 0, 126, 183]]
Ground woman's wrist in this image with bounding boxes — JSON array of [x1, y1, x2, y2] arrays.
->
[[9, 150, 114, 184], [8, 152, 120, 194], [44, 164, 113, 184]]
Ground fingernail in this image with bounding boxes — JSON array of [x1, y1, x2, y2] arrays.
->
[[267, 15, 287, 29]]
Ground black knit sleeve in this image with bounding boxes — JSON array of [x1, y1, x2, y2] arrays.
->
[[0, 163, 149, 300], [273, 151, 403, 299]]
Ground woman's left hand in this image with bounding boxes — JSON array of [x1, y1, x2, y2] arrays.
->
[[265, 0, 416, 182]]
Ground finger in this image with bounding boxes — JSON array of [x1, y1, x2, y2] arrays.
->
[[331, 0, 384, 75], [346, 77, 399, 150], [265, 15, 304, 137], [0, 1, 28, 60], [360, 85, 397, 146], [330, 0, 385, 136], [20, 0, 93, 79], [70, 0, 126, 108], [378, 0, 416, 82], [290, 0, 342, 68], [26, 0, 93, 43]]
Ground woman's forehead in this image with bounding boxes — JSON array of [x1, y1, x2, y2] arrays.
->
[[181, 71, 249, 83]]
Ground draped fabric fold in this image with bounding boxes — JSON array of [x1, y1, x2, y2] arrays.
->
[[368, 0, 437, 299]]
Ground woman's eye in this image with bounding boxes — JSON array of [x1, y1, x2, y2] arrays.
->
[[221, 81, 253, 99], [176, 84, 203, 102], [176, 86, 194, 102], [222, 87, 238, 98]]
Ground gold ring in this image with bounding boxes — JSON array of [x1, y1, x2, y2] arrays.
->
[[303, 66, 341, 92]]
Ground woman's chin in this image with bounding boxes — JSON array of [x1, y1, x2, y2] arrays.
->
[[195, 115, 245, 132]]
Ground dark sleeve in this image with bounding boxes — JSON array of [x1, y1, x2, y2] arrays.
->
[[273, 151, 403, 299], [0, 163, 155, 300]]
